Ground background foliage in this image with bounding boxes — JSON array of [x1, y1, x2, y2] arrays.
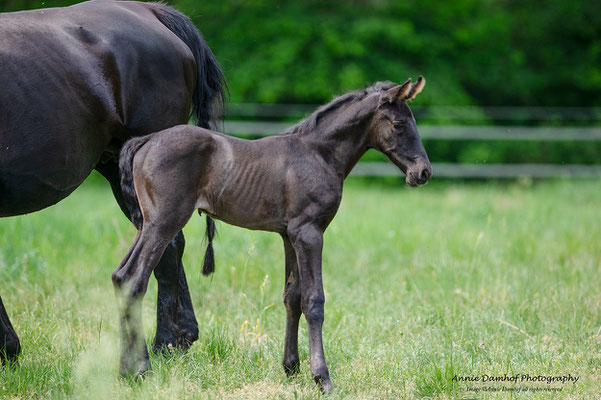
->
[[3, 0, 600, 106], [2, 0, 600, 166]]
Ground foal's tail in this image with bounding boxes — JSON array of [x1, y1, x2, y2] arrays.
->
[[120, 136, 218, 276], [119, 136, 152, 229], [201, 214, 216, 276], [147, 2, 228, 129]]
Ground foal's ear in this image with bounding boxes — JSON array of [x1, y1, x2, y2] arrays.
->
[[404, 76, 426, 101], [380, 78, 412, 104]]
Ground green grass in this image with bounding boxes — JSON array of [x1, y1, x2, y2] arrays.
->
[[1, 174, 600, 399]]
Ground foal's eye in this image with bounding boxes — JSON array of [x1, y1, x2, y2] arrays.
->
[[392, 121, 405, 131]]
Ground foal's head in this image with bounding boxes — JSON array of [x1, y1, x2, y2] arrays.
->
[[368, 77, 432, 186]]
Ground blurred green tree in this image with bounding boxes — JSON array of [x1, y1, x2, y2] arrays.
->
[[2, 0, 599, 106]]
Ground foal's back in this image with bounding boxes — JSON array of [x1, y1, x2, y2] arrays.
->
[[132, 126, 330, 234]]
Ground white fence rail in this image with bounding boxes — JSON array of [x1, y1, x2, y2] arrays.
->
[[352, 163, 601, 178], [223, 105, 601, 178], [224, 122, 601, 141], [226, 104, 601, 123]]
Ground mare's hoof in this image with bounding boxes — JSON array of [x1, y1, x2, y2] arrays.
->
[[1, 342, 21, 368], [151, 338, 176, 354], [1, 355, 19, 368], [152, 329, 197, 354], [176, 330, 197, 350], [315, 375, 334, 394]]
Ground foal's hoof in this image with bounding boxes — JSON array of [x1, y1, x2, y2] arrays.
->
[[137, 360, 152, 378], [119, 357, 151, 379], [282, 358, 300, 376], [120, 364, 152, 380], [315, 376, 334, 394]]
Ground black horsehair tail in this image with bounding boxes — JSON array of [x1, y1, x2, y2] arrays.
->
[[122, 138, 217, 275], [119, 136, 152, 229], [148, 2, 228, 129], [202, 215, 216, 275]]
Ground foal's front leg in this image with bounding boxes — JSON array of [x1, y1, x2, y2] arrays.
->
[[288, 225, 334, 393], [281, 235, 301, 375]]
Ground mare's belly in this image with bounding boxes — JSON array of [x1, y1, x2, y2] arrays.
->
[[0, 135, 103, 217], [0, 173, 81, 217], [0, 167, 91, 217]]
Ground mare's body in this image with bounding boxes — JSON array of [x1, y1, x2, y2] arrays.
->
[[0, 0, 226, 364]]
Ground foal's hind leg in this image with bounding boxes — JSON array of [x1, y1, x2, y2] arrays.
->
[[113, 225, 175, 376], [112, 231, 149, 375], [112, 177, 196, 377], [0, 295, 20, 366], [96, 159, 198, 352], [281, 235, 302, 375]]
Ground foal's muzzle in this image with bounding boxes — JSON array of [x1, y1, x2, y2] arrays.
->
[[406, 165, 432, 187]]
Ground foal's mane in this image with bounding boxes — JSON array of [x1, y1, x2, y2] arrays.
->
[[283, 81, 396, 135]]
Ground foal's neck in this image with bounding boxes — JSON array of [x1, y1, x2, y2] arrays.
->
[[297, 96, 376, 178]]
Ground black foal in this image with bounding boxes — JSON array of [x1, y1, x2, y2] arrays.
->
[[115, 78, 431, 392]]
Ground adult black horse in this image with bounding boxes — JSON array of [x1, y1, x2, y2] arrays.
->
[[0, 0, 226, 365]]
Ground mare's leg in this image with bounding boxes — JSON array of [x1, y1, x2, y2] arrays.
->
[[288, 224, 334, 393], [0, 295, 20, 366], [281, 234, 302, 375], [152, 231, 198, 351], [95, 159, 198, 351]]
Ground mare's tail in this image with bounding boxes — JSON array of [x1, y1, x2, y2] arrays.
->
[[148, 3, 225, 264], [119, 136, 153, 229], [146, 2, 224, 272], [147, 2, 228, 129], [201, 214, 216, 276]]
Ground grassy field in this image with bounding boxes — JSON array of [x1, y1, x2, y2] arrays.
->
[[1, 175, 600, 399]]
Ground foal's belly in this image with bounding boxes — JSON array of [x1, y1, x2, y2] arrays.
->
[[210, 211, 287, 233], [198, 192, 288, 233]]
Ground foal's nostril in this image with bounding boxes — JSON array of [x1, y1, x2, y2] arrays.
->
[[420, 168, 430, 181]]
